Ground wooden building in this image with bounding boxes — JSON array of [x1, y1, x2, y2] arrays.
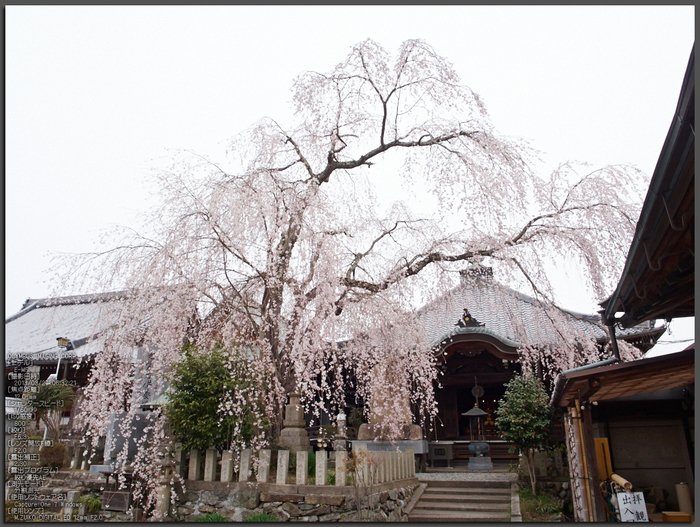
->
[[551, 46, 694, 521]]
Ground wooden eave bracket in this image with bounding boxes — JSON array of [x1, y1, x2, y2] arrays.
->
[[578, 377, 602, 402]]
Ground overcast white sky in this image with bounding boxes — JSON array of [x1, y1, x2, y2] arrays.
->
[[5, 6, 695, 353]]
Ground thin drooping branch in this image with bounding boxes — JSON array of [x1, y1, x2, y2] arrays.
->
[[58, 39, 648, 511]]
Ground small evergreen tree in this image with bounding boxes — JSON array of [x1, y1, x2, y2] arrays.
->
[[164, 343, 277, 454], [495, 373, 552, 495]]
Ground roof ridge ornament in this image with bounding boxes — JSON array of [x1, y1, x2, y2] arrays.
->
[[456, 308, 485, 328], [459, 262, 493, 282]]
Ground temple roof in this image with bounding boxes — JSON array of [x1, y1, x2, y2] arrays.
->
[[5, 292, 128, 361], [601, 47, 694, 327], [417, 269, 665, 352]]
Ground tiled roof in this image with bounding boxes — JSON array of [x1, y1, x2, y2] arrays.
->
[[5, 292, 127, 360], [417, 271, 661, 350]]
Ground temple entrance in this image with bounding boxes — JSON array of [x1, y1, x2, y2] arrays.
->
[[431, 341, 521, 440], [456, 384, 506, 440], [428, 338, 522, 463]]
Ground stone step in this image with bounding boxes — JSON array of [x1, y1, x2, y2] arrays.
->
[[415, 500, 511, 512], [422, 479, 511, 489], [423, 486, 512, 495], [409, 510, 511, 522], [420, 492, 510, 503]]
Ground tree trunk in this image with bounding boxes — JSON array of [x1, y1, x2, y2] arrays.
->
[[525, 448, 538, 496]]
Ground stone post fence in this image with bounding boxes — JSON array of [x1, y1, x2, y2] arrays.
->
[[177, 446, 415, 486]]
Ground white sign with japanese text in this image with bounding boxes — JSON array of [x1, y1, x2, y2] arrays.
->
[[617, 491, 648, 522]]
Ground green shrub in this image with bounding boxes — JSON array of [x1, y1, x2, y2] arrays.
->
[[244, 512, 278, 522], [40, 442, 68, 469], [327, 470, 336, 485], [496, 374, 553, 496], [165, 344, 274, 452], [518, 486, 562, 516], [194, 512, 230, 522], [308, 451, 316, 478], [535, 495, 562, 514], [78, 494, 102, 514], [348, 407, 364, 429]]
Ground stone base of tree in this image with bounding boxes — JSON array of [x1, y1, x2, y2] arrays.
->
[[357, 423, 422, 440]]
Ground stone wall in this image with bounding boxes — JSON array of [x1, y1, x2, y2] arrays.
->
[[26, 470, 418, 522], [172, 478, 419, 522]]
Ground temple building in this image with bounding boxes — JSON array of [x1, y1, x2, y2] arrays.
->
[[417, 265, 665, 462]]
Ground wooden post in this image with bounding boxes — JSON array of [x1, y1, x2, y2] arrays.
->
[[582, 404, 606, 521]]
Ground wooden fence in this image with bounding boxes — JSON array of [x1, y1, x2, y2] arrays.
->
[[172, 446, 416, 486]]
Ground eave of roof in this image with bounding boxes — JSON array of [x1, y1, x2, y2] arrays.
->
[[5, 293, 127, 359], [434, 326, 520, 358], [550, 347, 695, 408], [601, 46, 695, 328]]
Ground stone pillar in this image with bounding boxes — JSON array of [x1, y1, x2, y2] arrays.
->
[[406, 448, 415, 477], [354, 443, 369, 486], [256, 449, 271, 483], [333, 412, 348, 452], [295, 451, 308, 485], [203, 449, 217, 482], [335, 451, 347, 487], [80, 447, 91, 471], [276, 450, 290, 485], [315, 450, 327, 486], [172, 445, 187, 479], [188, 450, 202, 481], [70, 445, 83, 470], [376, 453, 385, 483], [62, 490, 80, 521], [221, 450, 234, 482], [153, 453, 174, 521], [239, 449, 252, 482], [277, 393, 312, 451], [389, 452, 397, 482]]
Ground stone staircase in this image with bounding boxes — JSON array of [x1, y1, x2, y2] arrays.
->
[[408, 473, 520, 522]]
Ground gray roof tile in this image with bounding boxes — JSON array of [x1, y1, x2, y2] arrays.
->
[[417, 274, 659, 350]]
